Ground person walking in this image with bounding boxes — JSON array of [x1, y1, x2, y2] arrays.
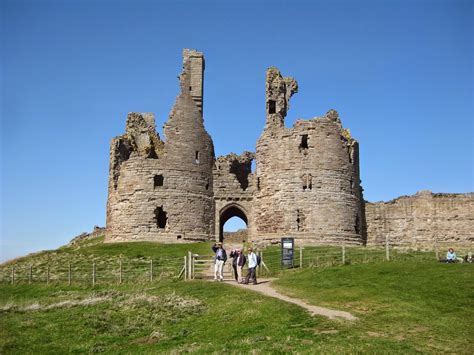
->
[[243, 247, 257, 285], [230, 248, 247, 283], [212, 242, 227, 281]]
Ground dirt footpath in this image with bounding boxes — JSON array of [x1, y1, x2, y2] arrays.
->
[[224, 278, 357, 321]]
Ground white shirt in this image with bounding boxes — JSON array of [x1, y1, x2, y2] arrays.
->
[[248, 252, 257, 268]]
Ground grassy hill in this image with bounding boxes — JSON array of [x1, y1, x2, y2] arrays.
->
[[1, 236, 472, 353]]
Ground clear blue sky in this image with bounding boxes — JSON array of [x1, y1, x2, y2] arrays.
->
[[1, 0, 473, 262]]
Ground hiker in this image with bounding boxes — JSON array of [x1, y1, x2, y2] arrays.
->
[[243, 247, 258, 285], [446, 248, 457, 263], [230, 248, 246, 283], [212, 242, 227, 281]]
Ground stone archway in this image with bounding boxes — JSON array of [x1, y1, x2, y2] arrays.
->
[[218, 203, 248, 242]]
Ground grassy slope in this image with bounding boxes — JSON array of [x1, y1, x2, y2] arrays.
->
[[1, 239, 472, 353], [273, 262, 474, 353]]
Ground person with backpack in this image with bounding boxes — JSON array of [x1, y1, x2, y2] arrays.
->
[[243, 247, 258, 285], [212, 242, 227, 281]]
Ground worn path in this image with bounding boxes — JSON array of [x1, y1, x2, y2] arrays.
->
[[206, 243, 356, 321], [222, 278, 357, 321]]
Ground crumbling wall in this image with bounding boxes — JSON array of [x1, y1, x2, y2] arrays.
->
[[213, 152, 255, 241], [366, 191, 474, 248], [254, 68, 364, 245], [106, 49, 215, 243]]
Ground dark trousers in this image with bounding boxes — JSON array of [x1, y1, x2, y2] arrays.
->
[[244, 267, 257, 284], [232, 264, 238, 281]]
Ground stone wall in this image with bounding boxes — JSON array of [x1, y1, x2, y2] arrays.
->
[[365, 191, 474, 248], [106, 49, 215, 243], [213, 152, 256, 242], [105, 50, 472, 248], [254, 68, 364, 245]]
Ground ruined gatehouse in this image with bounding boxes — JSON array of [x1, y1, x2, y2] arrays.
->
[[106, 49, 364, 245], [106, 49, 473, 247]]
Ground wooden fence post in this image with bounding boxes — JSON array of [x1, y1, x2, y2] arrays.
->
[[187, 252, 192, 280], [150, 259, 154, 282], [385, 235, 390, 261], [29, 265, 32, 284], [299, 247, 303, 268], [183, 255, 187, 280], [92, 262, 96, 286], [47, 266, 50, 284], [342, 245, 346, 265], [68, 262, 71, 286], [119, 260, 122, 284]]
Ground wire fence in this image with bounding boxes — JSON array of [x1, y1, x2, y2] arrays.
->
[[257, 242, 473, 277], [0, 257, 184, 285], [2, 242, 471, 285]]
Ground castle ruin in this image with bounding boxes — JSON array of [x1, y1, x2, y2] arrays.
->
[[106, 49, 364, 245], [106, 49, 473, 247]]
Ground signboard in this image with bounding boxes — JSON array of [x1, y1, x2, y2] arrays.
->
[[281, 237, 294, 267]]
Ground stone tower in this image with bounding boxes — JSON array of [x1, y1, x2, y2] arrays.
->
[[105, 50, 364, 246], [254, 68, 364, 245], [105, 49, 215, 242], [183, 49, 205, 114]]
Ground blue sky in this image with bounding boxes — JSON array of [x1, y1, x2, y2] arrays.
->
[[1, 0, 473, 262]]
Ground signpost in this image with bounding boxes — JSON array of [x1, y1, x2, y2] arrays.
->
[[281, 237, 294, 268]]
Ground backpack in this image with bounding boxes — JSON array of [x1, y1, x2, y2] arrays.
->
[[256, 254, 261, 266]]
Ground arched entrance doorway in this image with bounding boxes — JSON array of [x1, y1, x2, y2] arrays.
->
[[218, 204, 248, 242]]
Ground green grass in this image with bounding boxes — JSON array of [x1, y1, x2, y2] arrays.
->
[[1, 238, 472, 353], [0, 238, 216, 284], [273, 261, 474, 353], [1, 261, 472, 353]]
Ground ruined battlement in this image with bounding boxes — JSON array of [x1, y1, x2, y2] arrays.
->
[[105, 49, 365, 245], [105, 49, 473, 247]]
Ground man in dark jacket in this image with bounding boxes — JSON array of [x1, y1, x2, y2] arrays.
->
[[230, 249, 246, 283], [212, 242, 227, 281]]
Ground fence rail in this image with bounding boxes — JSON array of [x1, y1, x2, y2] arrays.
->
[[255, 243, 473, 277], [2, 242, 471, 285], [0, 257, 183, 285]]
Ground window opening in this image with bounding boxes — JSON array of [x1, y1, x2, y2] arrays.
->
[[268, 100, 276, 114], [299, 134, 309, 151], [154, 206, 167, 229], [195, 151, 200, 164], [154, 174, 164, 187], [302, 173, 312, 191]]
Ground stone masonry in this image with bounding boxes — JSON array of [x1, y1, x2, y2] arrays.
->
[[366, 191, 473, 248], [105, 49, 473, 248]]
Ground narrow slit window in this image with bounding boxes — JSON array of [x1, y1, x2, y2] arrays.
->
[[195, 151, 200, 164], [268, 100, 276, 114], [300, 135, 309, 150]]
